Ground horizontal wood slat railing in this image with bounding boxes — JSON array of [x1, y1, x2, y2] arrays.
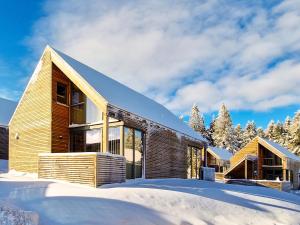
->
[[38, 152, 126, 187]]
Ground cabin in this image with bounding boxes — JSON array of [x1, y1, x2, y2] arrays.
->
[[0, 98, 17, 160], [207, 146, 232, 180], [9, 46, 207, 187], [224, 137, 300, 191]]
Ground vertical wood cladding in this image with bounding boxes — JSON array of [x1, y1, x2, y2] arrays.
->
[[0, 127, 8, 160], [52, 63, 70, 153], [9, 51, 52, 173], [108, 106, 205, 179]]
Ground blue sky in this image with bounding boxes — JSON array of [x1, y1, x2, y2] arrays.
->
[[0, 0, 299, 129]]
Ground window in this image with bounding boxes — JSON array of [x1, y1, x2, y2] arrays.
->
[[70, 84, 102, 124], [70, 128, 102, 152], [124, 127, 144, 179], [108, 127, 121, 154], [187, 146, 202, 179], [57, 82, 67, 104]]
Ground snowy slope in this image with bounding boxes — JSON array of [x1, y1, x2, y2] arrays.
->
[[0, 174, 299, 225], [0, 98, 17, 126]]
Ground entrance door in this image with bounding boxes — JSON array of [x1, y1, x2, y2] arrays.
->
[[124, 127, 144, 179]]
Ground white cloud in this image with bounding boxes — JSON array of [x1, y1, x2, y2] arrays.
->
[[28, 0, 300, 115]]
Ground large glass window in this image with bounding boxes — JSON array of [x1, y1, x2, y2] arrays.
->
[[70, 128, 102, 152], [70, 84, 102, 125], [109, 127, 121, 155], [86, 129, 102, 152], [124, 127, 144, 179], [187, 146, 201, 179]]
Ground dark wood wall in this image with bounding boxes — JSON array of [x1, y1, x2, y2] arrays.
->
[[0, 127, 8, 160], [52, 63, 70, 153]]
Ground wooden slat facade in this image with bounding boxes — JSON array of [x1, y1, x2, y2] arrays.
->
[[38, 152, 126, 187], [9, 51, 52, 172]]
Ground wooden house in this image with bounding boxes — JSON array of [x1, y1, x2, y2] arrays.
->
[[207, 146, 232, 180], [9, 46, 207, 186], [224, 137, 300, 190], [0, 98, 16, 160]]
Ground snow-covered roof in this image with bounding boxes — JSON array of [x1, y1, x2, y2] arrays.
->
[[52, 48, 206, 142], [261, 138, 300, 161], [208, 146, 232, 161], [0, 98, 17, 126]]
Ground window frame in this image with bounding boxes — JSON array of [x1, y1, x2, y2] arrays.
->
[[56, 82, 68, 105]]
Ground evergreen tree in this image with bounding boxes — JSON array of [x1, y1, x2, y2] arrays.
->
[[257, 127, 265, 138], [274, 121, 284, 144], [207, 116, 216, 146], [189, 104, 206, 134], [243, 121, 257, 145], [265, 120, 276, 140], [234, 124, 244, 150], [290, 111, 300, 155], [283, 116, 292, 147], [212, 104, 235, 152]]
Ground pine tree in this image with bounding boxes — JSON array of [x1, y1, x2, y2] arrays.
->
[[243, 121, 257, 145], [290, 111, 300, 155], [189, 104, 205, 134], [234, 124, 244, 150], [207, 116, 216, 146], [212, 104, 235, 152], [273, 121, 284, 144], [283, 116, 292, 147], [265, 120, 276, 140], [257, 127, 265, 138]]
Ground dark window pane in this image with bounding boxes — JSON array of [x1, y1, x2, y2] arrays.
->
[[124, 127, 134, 179], [57, 83, 67, 104], [134, 130, 143, 178], [70, 130, 85, 152], [71, 104, 85, 124]]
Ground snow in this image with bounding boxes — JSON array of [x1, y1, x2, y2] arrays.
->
[[1, 173, 300, 225], [262, 138, 300, 161], [51, 47, 206, 142], [208, 146, 233, 161], [0, 98, 17, 126]]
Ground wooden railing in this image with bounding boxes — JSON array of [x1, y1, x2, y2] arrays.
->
[[38, 152, 126, 187]]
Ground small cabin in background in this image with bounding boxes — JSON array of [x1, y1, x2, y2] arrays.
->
[[0, 98, 17, 160], [225, 137, 300, 191], [207, 146, 232, 180]]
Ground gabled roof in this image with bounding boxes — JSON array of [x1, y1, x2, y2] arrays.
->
[[0, 98, 17, 126], [207, 146, 232, 161], [260, 137, 300, 162], [51, 47, 206, 142]]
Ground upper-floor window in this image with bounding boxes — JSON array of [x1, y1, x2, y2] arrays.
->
[[57, 82, 67, 104], [70, 84, 102, 124]]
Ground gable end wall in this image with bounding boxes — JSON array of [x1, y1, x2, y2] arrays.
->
[[9, 51, 52, 173]]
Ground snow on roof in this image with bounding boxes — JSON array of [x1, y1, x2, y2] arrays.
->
[[262, 138, 300, 161], [52, 48, 206, 142], [0, 98, 17, 126], [208, 146, 232, 161]]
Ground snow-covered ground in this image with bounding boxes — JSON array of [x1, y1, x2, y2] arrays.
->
[[0, 170, 300, 225]]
